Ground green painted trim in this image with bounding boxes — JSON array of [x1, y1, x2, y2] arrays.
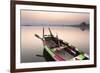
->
[[79, 54, 85, 60], [44, 46, 55, 57]]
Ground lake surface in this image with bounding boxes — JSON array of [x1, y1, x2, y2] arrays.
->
[[21, 26, 89, 63]]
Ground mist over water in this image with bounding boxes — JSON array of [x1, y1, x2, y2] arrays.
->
[[21, 26, 89, 63]]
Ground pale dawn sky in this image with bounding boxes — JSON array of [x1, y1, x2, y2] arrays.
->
[[21, 10, 89, 26]]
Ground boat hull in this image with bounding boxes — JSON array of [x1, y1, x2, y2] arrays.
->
[[43, 48, 55, 61]]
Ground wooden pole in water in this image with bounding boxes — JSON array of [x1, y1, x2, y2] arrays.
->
[[43, 27, 44, 38]]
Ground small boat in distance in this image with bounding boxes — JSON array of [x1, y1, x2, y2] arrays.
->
[[35, 27, 89, 61]]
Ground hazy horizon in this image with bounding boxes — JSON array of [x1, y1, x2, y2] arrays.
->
[[21, 10, 90, 26]]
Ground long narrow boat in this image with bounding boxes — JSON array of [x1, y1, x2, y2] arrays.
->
[[35, 27, 89, 61]]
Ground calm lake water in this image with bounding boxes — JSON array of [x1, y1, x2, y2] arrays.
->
[[21, 26, 89, 63]]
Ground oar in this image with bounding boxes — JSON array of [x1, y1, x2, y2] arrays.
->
[[35, 34, 43, 41], [36, 54, 44, 57]]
